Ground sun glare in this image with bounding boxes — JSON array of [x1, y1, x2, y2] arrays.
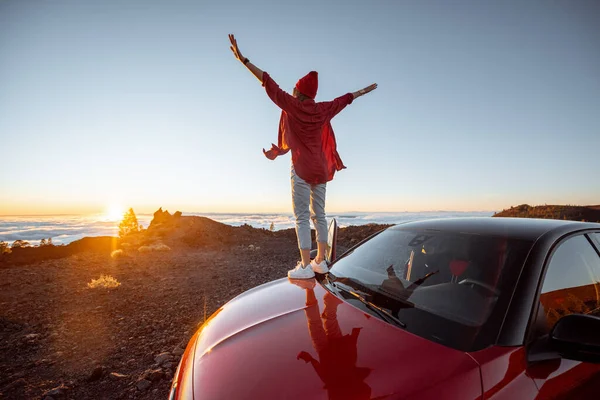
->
[[105, 204, 125, 221]]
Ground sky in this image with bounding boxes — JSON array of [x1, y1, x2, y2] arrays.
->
[[1, 0, 599, 216]]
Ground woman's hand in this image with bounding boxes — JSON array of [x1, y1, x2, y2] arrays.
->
[[353, 83, 378, 99], [229, 34, 245, 63], [360, 83, 377, 95]]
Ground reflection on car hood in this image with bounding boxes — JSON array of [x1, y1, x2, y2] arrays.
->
[[191, 278, 481, 399]]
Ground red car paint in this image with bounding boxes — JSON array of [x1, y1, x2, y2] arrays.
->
[[173, 277, 600, 400], [178, 278, 481, 399]]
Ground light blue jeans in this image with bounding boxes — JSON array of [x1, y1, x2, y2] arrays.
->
[[291, 166, 327, 250]]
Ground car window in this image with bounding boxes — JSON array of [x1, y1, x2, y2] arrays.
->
[[539, 235, 600, 332], [592, 233, 600, 249], [328, 227, 533, 351]]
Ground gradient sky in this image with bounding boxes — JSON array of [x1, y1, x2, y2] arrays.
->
[[1, 0, 599, 215]]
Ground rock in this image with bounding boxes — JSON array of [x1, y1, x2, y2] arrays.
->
[[140, 369, 151, 379], [172, 347, 184, 356], [140, 368, 164, 382], [149, 208, 173, 228], [7, 371, 25, 381], [43, 383, 69, 398], [136, 379, 152, 391], [154, 352, 172, 365], [43, 396, 56, 400], [148, 369, 165, 382], [3, 378, 26, 391], [110, 372, 129, 380], [87, 366, 104, 382], [23, 333, 40, 340]]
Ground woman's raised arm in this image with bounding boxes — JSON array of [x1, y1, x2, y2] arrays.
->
[[229, 34, 264, 83]]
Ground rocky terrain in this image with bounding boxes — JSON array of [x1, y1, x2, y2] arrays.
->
[[0, 210, 389, 400], [493, 204, 600, 222]]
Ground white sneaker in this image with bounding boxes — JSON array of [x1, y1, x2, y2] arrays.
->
[[288, 262, 315, 279], [310, 259, 329, 274]]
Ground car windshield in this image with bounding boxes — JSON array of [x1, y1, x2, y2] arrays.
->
[[328, 225, 534, 351]]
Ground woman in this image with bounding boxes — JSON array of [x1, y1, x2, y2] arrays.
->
[[229, 34, 377, 279]]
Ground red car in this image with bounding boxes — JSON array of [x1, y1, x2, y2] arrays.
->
[[170, 218, 600, 399]]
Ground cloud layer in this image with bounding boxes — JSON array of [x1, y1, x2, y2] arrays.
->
[[0, 212, 493, 245]]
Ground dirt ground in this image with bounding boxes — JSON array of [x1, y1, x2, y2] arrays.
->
[[0, 221, 387, 400]]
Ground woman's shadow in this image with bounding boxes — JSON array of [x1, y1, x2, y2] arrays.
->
[[290, 279, 372, 400]]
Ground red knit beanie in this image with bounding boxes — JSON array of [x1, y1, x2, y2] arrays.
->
[[295, 71, 318, 99]]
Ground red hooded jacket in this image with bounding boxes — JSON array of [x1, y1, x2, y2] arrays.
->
[[262, 72, 353, 185]]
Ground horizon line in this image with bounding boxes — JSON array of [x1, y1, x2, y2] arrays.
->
[[0, 209, 500, 218]]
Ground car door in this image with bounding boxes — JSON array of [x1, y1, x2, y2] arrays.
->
[[527, 233, 600, 399]]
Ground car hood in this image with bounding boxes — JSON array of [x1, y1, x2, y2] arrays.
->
[[190, 278, 481, 399]]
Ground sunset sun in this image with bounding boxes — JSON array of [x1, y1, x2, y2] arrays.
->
[[104, 204, 125, 221]]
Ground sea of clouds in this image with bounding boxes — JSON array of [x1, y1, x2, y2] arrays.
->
[[0, 211, 494, 246]]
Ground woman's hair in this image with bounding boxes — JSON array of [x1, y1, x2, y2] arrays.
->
[[297, 92, 310, 102], [293, 87, 311, 102]]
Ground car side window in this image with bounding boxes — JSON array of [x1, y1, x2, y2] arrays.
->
[[539, 235, 600, 332], [593, 233, 600, 249]]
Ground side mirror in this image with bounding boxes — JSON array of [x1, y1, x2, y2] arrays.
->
[[550, 314, 600, 363]]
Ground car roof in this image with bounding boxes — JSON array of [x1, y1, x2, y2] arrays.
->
[[391, 217, 600, 241]]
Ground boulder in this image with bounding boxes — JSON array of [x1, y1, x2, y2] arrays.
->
[[136, 379, 152, 391]]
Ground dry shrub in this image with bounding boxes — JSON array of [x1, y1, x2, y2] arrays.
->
[[0, 241, 11, 254], [111, 249, 125, 259], [151, 243, 171, 252], [138, 243, 171, 253], [88, 275, 121, 289]]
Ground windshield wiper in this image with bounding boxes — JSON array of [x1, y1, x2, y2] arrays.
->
[[323, 274, 343, 298], [331, 281, 407, 329]]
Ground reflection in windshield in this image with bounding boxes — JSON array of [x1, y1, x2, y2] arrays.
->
[[291, 280, 372, 399], [329, 228, 533, 351]]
